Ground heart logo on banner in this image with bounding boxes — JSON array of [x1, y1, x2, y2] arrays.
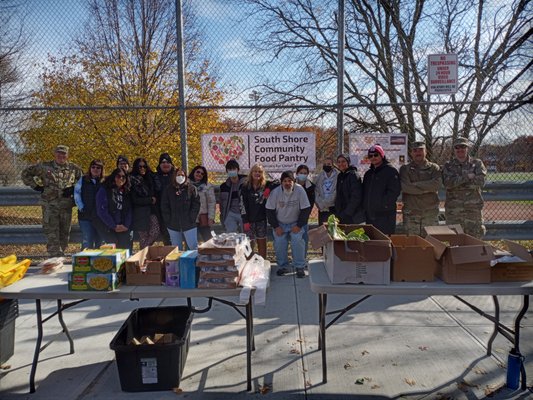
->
[[209, 135, 246, 165]]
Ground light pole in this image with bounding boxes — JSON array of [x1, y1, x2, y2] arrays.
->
[[249, 90, 261, 131]]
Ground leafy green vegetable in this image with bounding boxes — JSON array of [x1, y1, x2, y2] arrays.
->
[[326, 215, 369, 241]]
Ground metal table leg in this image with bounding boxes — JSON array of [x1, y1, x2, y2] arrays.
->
[[514, 295, 530, 391], [319, 293, 327, 383], [29, 299, 43, 393]]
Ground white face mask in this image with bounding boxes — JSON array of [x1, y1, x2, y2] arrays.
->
[[176, 176, 186, 185]]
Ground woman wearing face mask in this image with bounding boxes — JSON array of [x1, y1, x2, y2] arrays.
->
[[219, 159, 246, 232], [130, 158, 160, 249], [188, 165, 216, 242], [334, 154, 365, 224], [161, 167, 201, 250], [295, 164, 315, 263], [314, 157, 338, 226]]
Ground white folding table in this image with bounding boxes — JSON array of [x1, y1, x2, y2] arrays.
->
[[0, 265, 269, 392], [308, 260, 533, 390]]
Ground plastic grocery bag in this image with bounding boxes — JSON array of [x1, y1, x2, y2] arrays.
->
[[239, 254, 270, 305]]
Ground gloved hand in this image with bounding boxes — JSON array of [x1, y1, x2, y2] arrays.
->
[[62, 187, 74, 198], [33, 186, 44, 193], [243, 222, 251, 232], [263, 187, 271, 199]]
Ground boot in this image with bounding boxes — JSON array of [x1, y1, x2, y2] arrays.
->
[[256, 238, 267, 259]]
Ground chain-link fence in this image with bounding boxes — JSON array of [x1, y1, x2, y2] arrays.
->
[[1, 0, 532, 255]]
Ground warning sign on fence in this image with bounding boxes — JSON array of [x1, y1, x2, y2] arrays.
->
[[428, 54, 458, 95]]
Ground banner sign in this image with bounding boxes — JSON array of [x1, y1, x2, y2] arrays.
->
[[348, 133, 408, 174], [428, 53, 458, 94], [202, 132, 316, 172]]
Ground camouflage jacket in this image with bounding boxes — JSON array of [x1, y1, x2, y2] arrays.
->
[[442, 156, 486, 207], [399, 160, 441, 213], [21, 161, 83, 203]]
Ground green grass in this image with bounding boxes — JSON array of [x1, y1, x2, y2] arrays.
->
[[487, 172, 533, 182]]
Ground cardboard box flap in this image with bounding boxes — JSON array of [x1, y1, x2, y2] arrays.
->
[[504, 240, 533, 262], [308, 225, 331, 249], [424, 235, 447, 260], [448, 244, 494, 264], [424, 224, 464, 236]]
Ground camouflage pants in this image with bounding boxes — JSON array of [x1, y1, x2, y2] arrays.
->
[[445, 207, 485, 238], [42, 202, 73, 256], [402, 209, 439, 237]]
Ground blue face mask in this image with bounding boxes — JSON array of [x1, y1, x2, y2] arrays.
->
[[227, 170, 238, 178], [297, 173, 308, 182]]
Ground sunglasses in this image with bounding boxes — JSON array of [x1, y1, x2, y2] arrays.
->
[[91, 165, 102, 169], [454, 145, 467, 149], [116, 174, 126, 179], [138, 164, 147, 169], [368, 153, 381, 158], [195, 170, 205, 175]]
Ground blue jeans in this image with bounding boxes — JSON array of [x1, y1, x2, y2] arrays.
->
[[272, 222, 306, 269], [302, 224, 309, 263], [79, 219, 102, 250], [223, 211, 242, 233], [167, 227, 198, 251]]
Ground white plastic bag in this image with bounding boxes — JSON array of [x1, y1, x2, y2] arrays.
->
[[239, 254, 270, 305]]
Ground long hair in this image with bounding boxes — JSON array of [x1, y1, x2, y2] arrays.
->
[[188, 165, 208, 184], [84, 159, 104, 181], [103, 168, 129, 190], [245, 163, 266, 189]]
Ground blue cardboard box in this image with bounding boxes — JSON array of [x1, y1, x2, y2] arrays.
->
[[179, 250, 198, 289]]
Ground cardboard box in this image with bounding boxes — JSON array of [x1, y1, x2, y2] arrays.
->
[[424, 225, 494, 284], [125, 246, 179, 285], [68, 272, 120, 291], [164, 250, 181, 287], [491, 240, 533, 282], [72, 249, 128, 273], [309, 224, 392, 284], [390, 235, 437, 282], [179, 250, 198, 289]]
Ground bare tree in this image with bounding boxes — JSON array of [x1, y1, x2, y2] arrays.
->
[[237, 0, 532, 157]]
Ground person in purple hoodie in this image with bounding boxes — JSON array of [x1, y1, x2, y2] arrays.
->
[[94, 168, 133, 250]]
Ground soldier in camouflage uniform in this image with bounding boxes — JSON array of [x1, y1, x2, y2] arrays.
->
[[442, 138, 487, 238], [400, 141, 441, 236], [21, 145, 83, 256]]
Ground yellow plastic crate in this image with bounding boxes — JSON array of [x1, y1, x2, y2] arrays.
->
[[0, 258, 31, 289]]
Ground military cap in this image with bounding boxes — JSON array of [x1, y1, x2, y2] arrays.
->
[[453, 137, 470, 147], [411, 141, 426, 149], [55, 145, 69, 154]]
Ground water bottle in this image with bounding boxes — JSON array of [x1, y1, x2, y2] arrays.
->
[[506, 348, 523, 390]]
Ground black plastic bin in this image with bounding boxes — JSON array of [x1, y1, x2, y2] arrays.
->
[[0, 299, 18, 364], [109, 306, 193, 392]]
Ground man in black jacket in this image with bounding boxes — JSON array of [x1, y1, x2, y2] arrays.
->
[[363, 145, 401, 234]]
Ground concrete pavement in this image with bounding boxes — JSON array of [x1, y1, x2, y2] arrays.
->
[[0, 266, 532, 399]]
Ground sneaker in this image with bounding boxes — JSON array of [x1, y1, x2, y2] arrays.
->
[[296, 269, 305, 278], [277, 267, 290, 276]]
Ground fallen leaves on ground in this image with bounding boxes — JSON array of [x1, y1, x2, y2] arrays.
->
[[361, 350, 369, 356], [473, 366, 487, 375], [281, 330, 289, 334], [172, 387, 183, 394], [457, 379, 479, 392], [289, 348, 300, 354], [0, 364, 11, 370], [484, 383, 504, 396], [305, 380, 312, 387], [343, 362, 352, 370], [355, 378, 365, 385], [418, 346, 429, 351], [404, 378, 416, 386], [371, 384, 381, 389], [258, 384, 271, 394]]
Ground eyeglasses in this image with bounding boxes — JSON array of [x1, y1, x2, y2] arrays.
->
[[91, 165, 102, 170], [368, 153, 380, 158], [454, 145, 467, 149], [195, 170, 204, 175]]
